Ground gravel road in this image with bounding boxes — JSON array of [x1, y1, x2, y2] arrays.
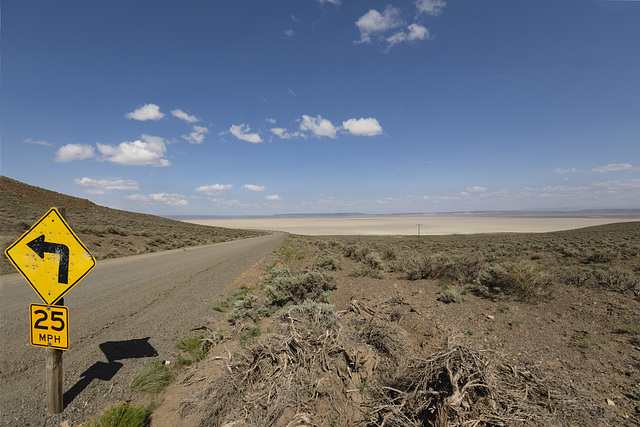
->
[[0, 232, 287, 426]]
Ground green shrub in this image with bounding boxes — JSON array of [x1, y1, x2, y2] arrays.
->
[[315, 251, 342, 271], [344, 244, 374, 262], [592, 267, 639, 294], [555, 266, 595, 288], [264, 271, 337, 306], [400, 253, 482, 283], [350, 251, 385, 278], [585, 249, 618, 264], [350, 262, 385, 279], [88, 402, 151, 427], [270, 266, 292, 278], [438, 289, 462, 304], [228, 292, 260, 324], [472, 262, 552, 302], [278, 299, 338, 329]]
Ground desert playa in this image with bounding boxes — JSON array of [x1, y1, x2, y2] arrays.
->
[[186, 214, 640, 236]]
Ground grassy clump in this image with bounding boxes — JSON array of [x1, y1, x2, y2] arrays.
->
[[176, 334, 215, 363], [88, 402, 151, 427], [130, 362, 173, 394]]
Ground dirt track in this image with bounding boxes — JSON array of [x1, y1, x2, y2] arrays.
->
[[0, 232, 286, 426]]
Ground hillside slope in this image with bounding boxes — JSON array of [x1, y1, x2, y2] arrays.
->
[[1, 177, 267, 275]]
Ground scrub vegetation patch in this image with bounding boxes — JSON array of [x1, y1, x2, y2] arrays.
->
[[163, 224, 640, 426]]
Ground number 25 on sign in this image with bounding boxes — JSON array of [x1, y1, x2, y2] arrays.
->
[[30, 303, 69, 350]]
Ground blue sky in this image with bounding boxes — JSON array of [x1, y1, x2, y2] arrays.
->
[[2, 0, 639, 216]]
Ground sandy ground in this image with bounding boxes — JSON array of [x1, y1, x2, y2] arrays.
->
[[186, 215, 640, 235]]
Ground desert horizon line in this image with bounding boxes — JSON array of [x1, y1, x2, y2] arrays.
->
[[166, 208, 640, 221]]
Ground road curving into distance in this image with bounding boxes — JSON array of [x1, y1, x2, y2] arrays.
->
[[0, 232, 287, 426]]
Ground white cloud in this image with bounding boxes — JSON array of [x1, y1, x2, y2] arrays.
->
[[171, 109, 199, 123], [592, 163, 638, 173], [97, 134, 170, 167], [229, 124, 263, 143], [416, 0, 446, 16], [284, 29, 294, 38], [24, 138, 52, 146], [318, 0, 340, 5], [266, 194, 282, 201], [556, 167, 580, 174], [467, 186, 487, 193], [342, 117, 384, 136], [195, 184, 233, 195], [55, 144, 95, 162], [265, 118, 277, 124], [355, 6, 402, 43], [125, 103, 165, 121], [75, 177, 140, 194], [270, 127, 301, 140], [182, 125, 209, 144], [387, 24, 430, 48], [243, 184, 266, 192], [299, 114, 338, 138], [126, 193, 188, 206]]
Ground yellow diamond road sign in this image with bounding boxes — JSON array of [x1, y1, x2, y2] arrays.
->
[[5, 208, 95, 305]]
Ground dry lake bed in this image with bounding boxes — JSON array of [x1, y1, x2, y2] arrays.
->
[[186, 214, 640, 236]]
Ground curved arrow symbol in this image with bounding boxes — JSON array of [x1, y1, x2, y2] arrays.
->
[[27, 235, 70, 284]]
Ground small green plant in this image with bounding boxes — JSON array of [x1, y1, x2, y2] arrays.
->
[[212, 297, 230, 313], [239, 326, 261, 345], [130, 362, 172, 394], [464, 330, 474, 336], [88, 402, 151, 427], [176, 357, 192, 368], [498, 313, 523, 327], [359, 369, 378, 392], [233, 288, 250, 300], [175, 334, 213, 363], [573, 338, 605, 349], [438, 289, 462, 304], [634, 384, 640, 400]]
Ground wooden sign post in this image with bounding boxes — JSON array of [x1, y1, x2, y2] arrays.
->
[[47, 207, 65, 413], [46, 298, 64, 413]]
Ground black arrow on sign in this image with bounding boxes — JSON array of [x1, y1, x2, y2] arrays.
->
[[27, 235, 70, 284]]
